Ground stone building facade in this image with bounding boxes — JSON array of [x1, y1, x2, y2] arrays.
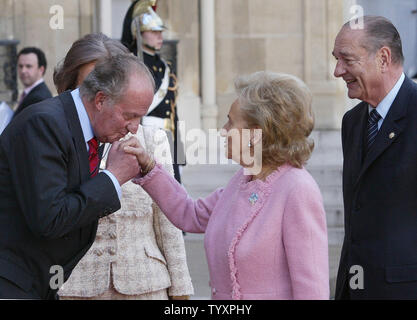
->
[[1, 0, 354, 128]]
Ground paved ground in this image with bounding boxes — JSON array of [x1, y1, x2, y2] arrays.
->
[[183, 233, 211, 300]]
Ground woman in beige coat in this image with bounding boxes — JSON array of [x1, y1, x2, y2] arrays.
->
[[54, 33, 194, 300]]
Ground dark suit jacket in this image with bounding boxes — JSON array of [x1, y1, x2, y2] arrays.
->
[[335, 76, 417, 299], [0, 91, 121, 299], [14, 81, 52, 117]]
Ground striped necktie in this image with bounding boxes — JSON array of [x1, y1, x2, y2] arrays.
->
[[367, 109, 382, 153], [88, 137, 99, 177]]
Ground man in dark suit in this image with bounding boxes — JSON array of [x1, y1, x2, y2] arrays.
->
[[0, 54, 155, 299], [333, 16, 417, 299], [14, 47, 52, 117]]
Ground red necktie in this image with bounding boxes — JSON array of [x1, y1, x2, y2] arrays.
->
[[88, 137, 99, 177]]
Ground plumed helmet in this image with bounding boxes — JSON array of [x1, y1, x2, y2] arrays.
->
[[131, 0, 166, 35], [121, 0, 166, 56]]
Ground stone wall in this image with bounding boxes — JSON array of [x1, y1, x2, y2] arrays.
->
[[215, 0, 348, 130], [156, 0, 202, 131]]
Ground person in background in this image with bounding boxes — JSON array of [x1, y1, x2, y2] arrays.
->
[[54, 33, 193, 300], [14, 47, 52, 117], [121, 0, 185, 183], [123, 71, 329, 300]]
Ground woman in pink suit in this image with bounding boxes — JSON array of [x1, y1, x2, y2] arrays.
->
[[123, 71, 329, 300]]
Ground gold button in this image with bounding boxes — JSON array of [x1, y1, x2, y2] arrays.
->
[[159, 67, 162, 72], [166, 111, 170, 115], [389, 132, 395, 139], [94, 249, 103, 256], [153, 66, 157, 71], [165, 99, 169, 104], [109, 231, 117, 239], [108, 247, 116, 255]]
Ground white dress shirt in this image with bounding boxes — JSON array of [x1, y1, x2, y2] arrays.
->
[[368, 72, 405, 129]]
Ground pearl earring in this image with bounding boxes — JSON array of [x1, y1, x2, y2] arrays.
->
[[248, 142, 252, 147]]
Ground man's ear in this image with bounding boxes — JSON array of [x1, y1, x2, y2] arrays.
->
[[94, 91, 107, 111], [39, 66, 46, 76], [378, 46, 391, 72]]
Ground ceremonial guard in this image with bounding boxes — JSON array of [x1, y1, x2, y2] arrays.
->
[[122, 0, 185, 183]]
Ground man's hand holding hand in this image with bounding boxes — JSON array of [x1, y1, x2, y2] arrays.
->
[[106, 139, 140, 186]]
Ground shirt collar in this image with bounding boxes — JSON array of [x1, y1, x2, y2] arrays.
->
[[24, 78, 44, 95], [368, 73, 405, 119], [71, 88, 94, 144]]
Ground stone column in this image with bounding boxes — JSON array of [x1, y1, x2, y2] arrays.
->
[[200, 0, 218, 130], [98, 0, 113, 37], [302, 0, 347, 129]]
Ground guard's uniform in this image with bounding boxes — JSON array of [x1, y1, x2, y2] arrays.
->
[[142, 51, 184, 183], [121, 0, 185, 183]]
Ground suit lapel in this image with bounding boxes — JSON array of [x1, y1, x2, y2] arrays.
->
[[21, 83, 39, 103], [16, 83, 40, 112], [98, 144, 105, 160], [59, 91, 91, 182], [354, 77, 411, 189], [348, 102, 368, 188], [20, 90, 32, 108], [16, 82, 51, 115]]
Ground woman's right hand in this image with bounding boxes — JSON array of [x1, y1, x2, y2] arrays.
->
[[120, 137, 155, 175]]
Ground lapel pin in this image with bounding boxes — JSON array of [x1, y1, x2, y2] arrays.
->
[[389, 132, 395, 139]]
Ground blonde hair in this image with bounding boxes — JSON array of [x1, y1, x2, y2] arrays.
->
[[235, 71, 314, 168]]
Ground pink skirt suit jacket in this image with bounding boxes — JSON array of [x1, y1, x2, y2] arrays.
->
[[134, 163, 329, 300]]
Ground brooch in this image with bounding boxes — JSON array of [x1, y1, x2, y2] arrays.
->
[[249, 193, 259, 205]]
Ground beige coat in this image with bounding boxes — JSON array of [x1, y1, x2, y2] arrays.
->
[[58, 126, 194, 298]]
